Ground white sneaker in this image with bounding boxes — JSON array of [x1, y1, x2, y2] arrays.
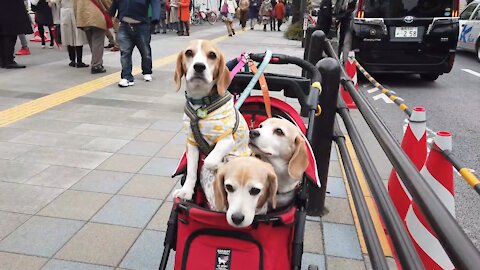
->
[[143, 74, 152, 82], [118, 79, 134, 87]]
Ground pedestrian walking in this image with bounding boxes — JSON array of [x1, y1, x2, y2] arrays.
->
[[0, 0, 33, 68], [274, 0, 285, 31], [177, 0, 190, 36], [220, 0, 238, 36], [158, 0, 167, 34], [52, 0, 89, 67], [269, 0, 277, 31], [238, 0, 249, 30], [169, 0, 180, 34], [31, 0, 55, 48], [248, 0, 261, 29], [74, 0, 112, 74], [259, 0, 272, 32], [109, 0, 159, 87]]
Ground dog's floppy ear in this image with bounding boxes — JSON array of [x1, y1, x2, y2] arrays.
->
[[174, 52, 184, 91], [214, 165, 228, 211], [266, 164, 278, 209], [288, 135, 309, 180], [215, 53, 231, 96]]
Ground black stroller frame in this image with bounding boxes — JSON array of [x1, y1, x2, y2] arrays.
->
[[159, 51, 340, 270]]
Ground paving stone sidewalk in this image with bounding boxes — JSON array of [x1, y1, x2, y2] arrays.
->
[[0, 24, 368, 270]]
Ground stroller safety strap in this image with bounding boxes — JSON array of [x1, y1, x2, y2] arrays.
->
[[235, 50, 273, 110]]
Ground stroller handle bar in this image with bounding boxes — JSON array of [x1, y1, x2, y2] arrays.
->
[[249, 53, 323, 84], [249, 53, 322, 115]]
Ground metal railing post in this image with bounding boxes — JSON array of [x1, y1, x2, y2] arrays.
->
[[303, 29, 325, 78], [306, 57, 339, 216]]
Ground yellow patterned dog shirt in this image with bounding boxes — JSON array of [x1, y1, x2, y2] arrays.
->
[[183, 99, 252, 158]]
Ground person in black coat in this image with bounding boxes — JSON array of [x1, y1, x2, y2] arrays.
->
[[0, 0, 33, 68], [31, 0, 55, 48]]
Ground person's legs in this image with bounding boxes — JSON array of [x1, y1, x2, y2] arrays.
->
[[1, 35, 25, 68], [105, 29, 115, 47], [76, 46, 89, 67], [135, 24, 153, 77], [230, 21, 235, 35], [160, 19, 167, 33], [183, 21, 190, 35], [277, 19, 282, 30], [67, 45, 76, 66], [18, 34, 28, 48], [38, 24, 46, 46], [250, 18, 254, 29], [225, 21, 232, 35], [90, 28, 106, 72], [118, 23, 135, 81], [48, 25, 54, 47]]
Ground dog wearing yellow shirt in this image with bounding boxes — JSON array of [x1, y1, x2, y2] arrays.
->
[[172, 40, 252, 210]]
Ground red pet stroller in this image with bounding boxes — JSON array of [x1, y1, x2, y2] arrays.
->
[[159, 53, 324, 270]]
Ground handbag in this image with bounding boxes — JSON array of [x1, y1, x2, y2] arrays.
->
[[220, 1, 229, 15]]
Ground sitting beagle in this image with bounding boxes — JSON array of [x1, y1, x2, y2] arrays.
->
[[214, 157, 278, 228], [172, 40, 252, 206], [249, 118, 309, 208]]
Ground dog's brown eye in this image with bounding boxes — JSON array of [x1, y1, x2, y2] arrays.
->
[[185, 50, 193, 57], [274, 128, 284, 136], [225, 184, 234, 192], [208, 52, 217, 60], [259, 124, 263, 128], [249, 187, 261, 196]]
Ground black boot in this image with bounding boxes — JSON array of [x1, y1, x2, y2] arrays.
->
[[67, 46, 76, 67], [75, 46, 89, 68]]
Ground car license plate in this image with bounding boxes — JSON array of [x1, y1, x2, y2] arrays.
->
[[395, 27, 418, 38]]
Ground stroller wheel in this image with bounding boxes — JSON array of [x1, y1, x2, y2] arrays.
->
[[308, 265, 319, 270]]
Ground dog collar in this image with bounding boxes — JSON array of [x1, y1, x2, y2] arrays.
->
[[185, 92, 221, 106]]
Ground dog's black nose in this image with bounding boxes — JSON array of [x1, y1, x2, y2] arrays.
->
[[193, 63, 206, 73], [231, 213, 245, 225], [249, 130, 260, 139]]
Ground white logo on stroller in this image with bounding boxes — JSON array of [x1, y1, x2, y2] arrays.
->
[[215, 248, 232, 270]]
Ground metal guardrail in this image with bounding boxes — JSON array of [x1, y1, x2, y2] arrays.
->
[[353, 58, 480, 196], [305, 28, 480, 270]]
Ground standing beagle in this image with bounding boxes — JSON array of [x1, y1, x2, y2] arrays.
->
[[172, 40, 252, 208]]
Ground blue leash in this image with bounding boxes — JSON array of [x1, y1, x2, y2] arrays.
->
[[234, 50, 273, 109]]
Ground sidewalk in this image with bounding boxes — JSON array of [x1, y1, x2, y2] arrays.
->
[[1, 24, 370, 270]]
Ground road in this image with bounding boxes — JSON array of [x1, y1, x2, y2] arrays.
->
[[357, 51, 480, 249]]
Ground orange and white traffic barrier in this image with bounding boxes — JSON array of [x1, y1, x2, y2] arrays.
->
[[340, 51, 358, 109], [388, 107, 427, 220], [405, 131, 455, 270]]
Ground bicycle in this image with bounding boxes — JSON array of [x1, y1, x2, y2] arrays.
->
[[191, 4, 217, 25]]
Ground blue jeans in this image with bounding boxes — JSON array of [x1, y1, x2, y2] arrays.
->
[[118, 23, 152, 81]]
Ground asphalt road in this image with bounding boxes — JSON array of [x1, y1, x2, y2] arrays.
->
[[357, 51, 480, 249]]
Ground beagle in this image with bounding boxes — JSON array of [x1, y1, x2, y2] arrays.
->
[[249, 118, 309, 208], [172, 40, 252, 205], [214, 157, 278, 228]]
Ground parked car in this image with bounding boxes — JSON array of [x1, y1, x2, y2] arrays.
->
[[458, 0, 480, 61], [349, 0, 460, 81]]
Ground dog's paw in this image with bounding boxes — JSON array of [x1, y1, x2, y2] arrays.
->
[[172, 187, 194, 200], [203, 157, 219, 171]]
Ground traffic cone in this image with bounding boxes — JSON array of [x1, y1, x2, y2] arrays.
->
[[340, 51, 358, 109], [405, 131, 455, 270], [388, 107, 427, 220]]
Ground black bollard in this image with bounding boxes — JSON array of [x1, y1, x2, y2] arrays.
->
[[303, 30, 326, 78], [303, 26, 317, 61], [306, 57, 340, 216]]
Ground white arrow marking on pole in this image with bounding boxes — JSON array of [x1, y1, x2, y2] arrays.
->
[[372, 94, 394, 103], [367, 87, 379, 93]]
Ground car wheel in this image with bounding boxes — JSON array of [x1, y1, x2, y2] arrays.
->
[[476, 40, 480, 62], [420, 73, 439, 81]]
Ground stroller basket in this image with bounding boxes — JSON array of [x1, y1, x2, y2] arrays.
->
[[174, 200, 296, 270]]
